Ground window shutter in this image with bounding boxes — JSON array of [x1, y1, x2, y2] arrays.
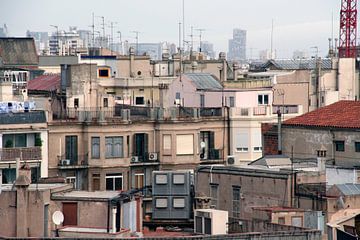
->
[[236, 132, 248, 148]]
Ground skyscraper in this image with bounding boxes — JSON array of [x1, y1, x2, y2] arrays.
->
[[228, 29, 246, 62]]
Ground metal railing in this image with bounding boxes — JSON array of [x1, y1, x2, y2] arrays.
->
[[200, 149, 223, 161], [272, 105, 299, 114], [199, 108, 222, 117], [58, 154, 88, 167], [0, 147, 42, 161]]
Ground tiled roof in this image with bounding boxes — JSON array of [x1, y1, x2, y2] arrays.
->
[[283, 101, 360, 129], [0, 38, 38, 66], [184, 73, 223, 90], [28, 74, 60, 92], [261, 58, 333, 70]]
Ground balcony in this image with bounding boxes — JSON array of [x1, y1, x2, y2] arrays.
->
[[0, 147, 42, 161], [58, 154, 88, 169], [231, 105, 303, 119], [130, 152, 160, 165], [200, 149, 223, 163]]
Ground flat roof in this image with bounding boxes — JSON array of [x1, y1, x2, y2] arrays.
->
[[1, 183, 69, 191], [52, 190, 121, 201]]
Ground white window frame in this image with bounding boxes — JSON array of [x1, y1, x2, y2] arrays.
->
[[105, 174, 123, 191], [258, 94, 269, 105]]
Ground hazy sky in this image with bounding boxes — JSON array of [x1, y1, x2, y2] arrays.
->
[[2, 0, 341, 58]]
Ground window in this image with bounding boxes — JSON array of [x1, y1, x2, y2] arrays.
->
[[135, 173, 144, 189], [236, 132, 249, 152], [229, 97, 235, 107], [74, 98, 79, 108], [291, 216, 303, 227], [155, 198, 168, 208], [355, 142, 360, 152], [91, 137, 100, 159], [173, 198, 185, 208], [334, 141, 345, 152], [3, 134, 27, 148], [258, 94, 269, 105], [232, 187, 241, 218], [105, 173, 123, 191], [92, 174, 100, 191], [163, 134, 171, 150], [103, 98, 108, 107], [176, 134, 194, 155], [66, 176, 77, 189], [252, 129, 262, 152], [175, 92, 181, 99], [173, 174, 185, 184], [210, 184, 218, 208], [98, 68, 110, 77], [155, 174, 167, 184], [200, 95, 205, 108], [278, 217, 285, 225], [105, 137, 123, 158], [135, 97, 144, 105]]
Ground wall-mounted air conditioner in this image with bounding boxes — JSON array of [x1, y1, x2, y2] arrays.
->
[[226, 155, 236, 165], [148, 152, 158, 161], [131, 156, 139, 163], [61, 159, 71, 166]]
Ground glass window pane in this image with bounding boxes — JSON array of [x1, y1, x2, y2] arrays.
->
[[258, 95, 262, 104], [91, 137, 100, 159], [106, 178, 113, 190], [115, 177, 122, 190], [264, 95, 269, 104]]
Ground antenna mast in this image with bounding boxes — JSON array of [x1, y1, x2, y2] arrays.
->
[[339, 0, 357, 58]]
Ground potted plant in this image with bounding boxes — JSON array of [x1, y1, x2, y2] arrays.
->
[[35, 137, 42, 147]]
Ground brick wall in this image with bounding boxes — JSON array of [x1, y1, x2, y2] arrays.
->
[[262, 123, 279, 155]]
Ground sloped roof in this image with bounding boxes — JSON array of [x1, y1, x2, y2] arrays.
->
[[28, 74, 60, 92], [261, 58, 333, 70], [335, 184, 360, 196], [283, 101, 360, 129], [184, 73, 223, 90], [0, 38, 38, 66]]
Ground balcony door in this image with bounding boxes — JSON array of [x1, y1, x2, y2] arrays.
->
[[200, 131, 215, 160], [65, 136, 78, 165], [133, 133, 148, 161]]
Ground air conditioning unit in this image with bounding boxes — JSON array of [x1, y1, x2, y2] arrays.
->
[[131, 156, 139, 163], [226, 155, 235, 165], [148, 152, 158, 161], [194, 209, 228, 235], [61, 159, 71, 166]]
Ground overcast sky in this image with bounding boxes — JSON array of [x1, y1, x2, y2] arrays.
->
[[2, 0, 341, 58]]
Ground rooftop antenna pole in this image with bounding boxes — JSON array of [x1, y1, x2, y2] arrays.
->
[[182, 0, 185, 51], [179, 22, 182, 82], [131, 31, 140, 55], [117, 31, 122, 54], [196, 28, 206, 53], [270, 19, 274, 59], [92, 13, 95, 48]]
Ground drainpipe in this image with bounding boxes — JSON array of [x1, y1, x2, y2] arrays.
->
[[107, 200, 111, 233], [277, 110, 282, 154]]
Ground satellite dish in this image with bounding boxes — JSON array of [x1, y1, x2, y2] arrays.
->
[[52, 211, 64, 225], [200, 142, 206, 149]]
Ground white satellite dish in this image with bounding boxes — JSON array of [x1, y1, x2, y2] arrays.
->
[[200, 141, 206, 149], [52, 211, 64, 225]]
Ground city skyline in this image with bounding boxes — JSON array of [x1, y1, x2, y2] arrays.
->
[[2, 0, 340, 58]]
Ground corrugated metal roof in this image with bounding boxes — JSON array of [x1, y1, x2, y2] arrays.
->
[[261, 58, 333, 70], [28, 74, 60, 92], [0, 111, 46, 124], [0, 38, 38, 66], [336, 184, 360, 196], [184, 73, 223, 90]]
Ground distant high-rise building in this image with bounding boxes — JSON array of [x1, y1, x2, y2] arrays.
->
[[130, 43, 162, 60], [0, 24, 8, 37], [49, 27, 85, 55], [228, 29, 246, 61], [259, 49, 276, 60], [201, 41, 215, 59], [293, 50, 308, 59], [26, 30, 49, 55]]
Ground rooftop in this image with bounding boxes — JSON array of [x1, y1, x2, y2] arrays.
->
[[284, 101, 360, 129], [52, 190, 121, 201], [184, 73, 223, 91], [260, 58, 333, 70], [28, 74, 60, 92], [335, 184, 360, 196], [1, 183, 70, 191], [0, 38, 38, 66]]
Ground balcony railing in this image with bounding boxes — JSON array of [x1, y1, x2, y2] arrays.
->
[[0, 147, 42, 161], [58, 154, 88, 167], [232, 105, 303, 118], [52, 106, 224, 122], [200, 149, 223, 161]]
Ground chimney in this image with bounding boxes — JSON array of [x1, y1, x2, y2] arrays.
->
[[317, 148, 327, 172], [129, 47, 135, 77], [277, 109, 282, 154], [218, 52, 227, 82], [233, 62, 239, 81]]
